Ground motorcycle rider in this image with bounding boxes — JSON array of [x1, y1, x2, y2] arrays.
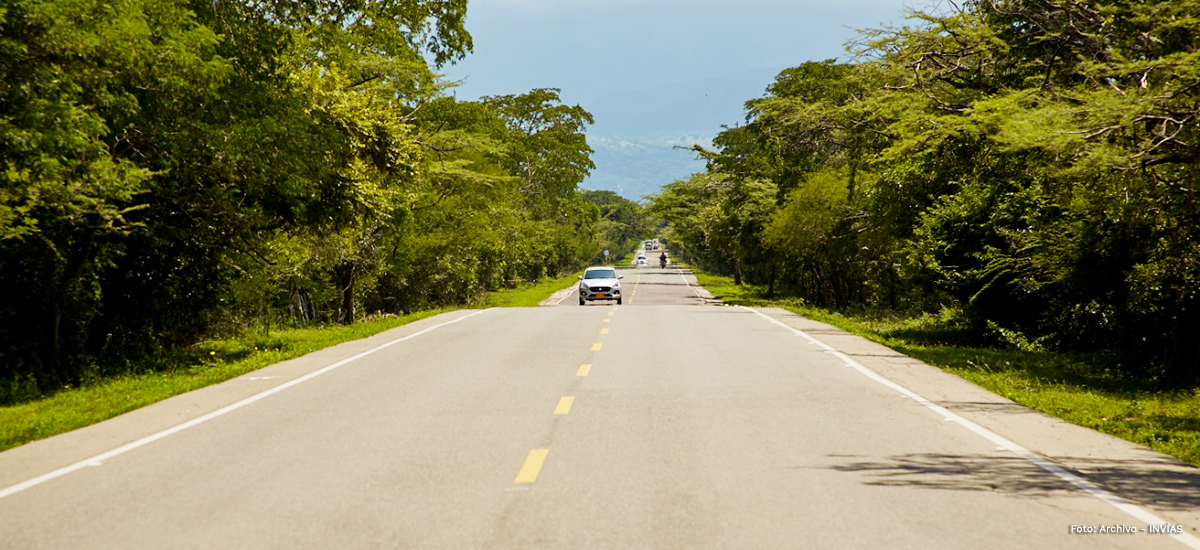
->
[[659, 251, 668, 268]]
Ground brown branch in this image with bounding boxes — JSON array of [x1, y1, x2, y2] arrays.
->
[[345, 74, 382, 89]]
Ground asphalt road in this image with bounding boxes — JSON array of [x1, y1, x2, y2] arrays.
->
[[2, 265, 1198, 549]]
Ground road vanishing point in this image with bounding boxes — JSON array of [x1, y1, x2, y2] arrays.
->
[[2, 265, 1199, 549]]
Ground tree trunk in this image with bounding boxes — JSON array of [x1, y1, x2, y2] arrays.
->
[[767, 262, 777, 299], [45, 244, 95, 387], [336, 265, 355, 325], [1170, 299, 1200, 385]]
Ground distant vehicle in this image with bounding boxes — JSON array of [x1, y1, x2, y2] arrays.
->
[[645, 240, 653, 250], [578, 266, 623, 305], [637, 257, 648, 267]]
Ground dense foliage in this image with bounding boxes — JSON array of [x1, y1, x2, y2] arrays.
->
[[649, 0, 1200, 384], [0, 0, 648, 403], [581, 189, 658, 263]]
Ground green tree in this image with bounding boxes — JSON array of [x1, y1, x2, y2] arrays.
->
[[482, 89, 595, 214], [581, 190, 655, 262], [0, 0, 226, 387], [0, 0, 475, 397], [657, 0, 1200, 382]]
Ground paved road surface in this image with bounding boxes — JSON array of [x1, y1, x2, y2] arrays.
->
[[2, 265, 1198, 548]]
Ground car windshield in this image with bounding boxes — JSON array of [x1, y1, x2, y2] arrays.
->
[[584, 268, 617, 280]]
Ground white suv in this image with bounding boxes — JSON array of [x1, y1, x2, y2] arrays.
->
[[578, 267, 623, 305]]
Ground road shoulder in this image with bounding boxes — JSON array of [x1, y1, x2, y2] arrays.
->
[[0, 309, 489, 491], [752, 306, 1200, 537], [540, 285, 577, 306]]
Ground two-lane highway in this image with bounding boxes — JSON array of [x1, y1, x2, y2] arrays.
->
[[1, 267, 1197, 548]]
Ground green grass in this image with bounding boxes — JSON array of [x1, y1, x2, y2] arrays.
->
[[0, 309, 450, 452], [477, 270, 583, 308], [0, 273, 585, 452], [694, 270, 1200, 468]]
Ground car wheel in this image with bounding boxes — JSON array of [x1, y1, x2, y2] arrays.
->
[[579, 298, 585, 305], [617, 298, 623, 305]]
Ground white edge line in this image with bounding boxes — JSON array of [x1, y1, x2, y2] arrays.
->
[[678, 270, 704, 299], [554, 285, 577, 305], [741, 305, 1200, 549], [0, 308, 493, 501]]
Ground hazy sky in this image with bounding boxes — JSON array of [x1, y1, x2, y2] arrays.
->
[[443, 0, 921, 104], [440, 0, 925, 198]]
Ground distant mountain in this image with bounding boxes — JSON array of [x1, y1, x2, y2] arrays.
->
[[584, 135, 708, 201], [579, 67, 783, 201]]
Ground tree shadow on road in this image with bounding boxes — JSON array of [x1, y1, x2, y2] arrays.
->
[[824, 452, 1200, 511]]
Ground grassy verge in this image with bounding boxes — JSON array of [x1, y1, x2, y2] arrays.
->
[[694, 271, 1200, 468], [477, 270, 583, 308], [0, 309, 449, 452], [0, 273, 582, 452]]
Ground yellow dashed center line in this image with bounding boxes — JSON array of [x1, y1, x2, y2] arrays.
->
[[554, 396, 575, 415], [514, 448, 549, 484], [512, 298, 617, 486]]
